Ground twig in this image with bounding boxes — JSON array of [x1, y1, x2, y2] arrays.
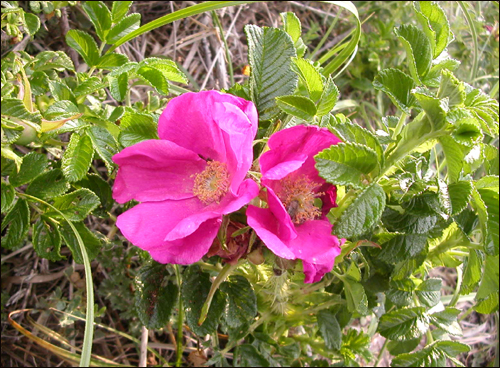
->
[[139, 326, 149, 367]]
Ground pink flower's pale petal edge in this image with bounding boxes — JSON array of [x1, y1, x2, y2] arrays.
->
[[165, 178, 259, 241], [246, 205, 296, 259], [112, 139, 205, 204]]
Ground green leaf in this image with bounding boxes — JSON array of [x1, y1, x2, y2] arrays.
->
[[275, 95, 316, 121], [235, 344, 270, 367], [387, 279, 416, 307], [317, 310, 342, 350], [392, 340, 470, 367], [343, 278, 368, 315], [373, 69, 417, 114], [32, 218, 63, 262], [1, 199, 29, 250], [291, 58, 323, 101], [106, 13, 141, 44], [60, 221, 102, 263], [9, 152, 48, 187], [97, 52, 129, 69], [464, 84, 499, 137], [65, 29, 100, 67], [429, 307, 462, 336], [394, 24, 432, 83], [477, 188, 499, 255], [44, 100, 80, 120], [82, 1, 112, 42], [412, 88, 448, 130], [474, 293, 499, 315], [1, 118, 23, 144], [415, 278, 442, 308], [316, 142, 378, 188], [87, 126, 119, 174], [220, 275, 257, 329], [26, 169, 70, 199], [108, 72, 128, 101], [73, 77, 107, 98], [476, 175, 499, 192], [1, 98, 42, 123], [62, 133, 94, 182], [437, 70, 465, 107], [280, 12, 301, 43], [23, 12, 40, 35], [118, 112, 158, 147], [316, 77, 339, 117], [48, 188, 100, 222], [414, 1, 452, 58], [439, 136, 467, 184], [74, 174, 113, 215], [139, 58, 187, 84], [378, 233, 428, 264], [476, 255, 499, 302], [461, 249, 482, 295], [245, 25, 297, 121], [111, 1, 132, 23], [48, 80, 75, 103], [449, 110, 483, 147], [182, 265, 226, 336], [134, 261, 178, 329], [447, 181, 473, 216], [136, 65, 169, 95], [1, 182, 15, 213], [387, 338, 421, 356], [378, 307, 429, 341], [383, 206, 438, 235], [30, 51, 75, 71], [334, 183, 386, 239]]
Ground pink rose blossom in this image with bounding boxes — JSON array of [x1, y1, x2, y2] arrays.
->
[[247, 125, 343, 283], [113, 91, 259, 264]]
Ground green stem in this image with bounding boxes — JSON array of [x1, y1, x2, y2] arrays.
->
[[19, 192, 94, 367], [458, 1, 479, 82], [174, 265, 184, 367], [310, 13, 340, 60], [373, 338, 389, 367], [301, 298, 346, 315], [211, 10, 234, 86], [198, 261, 242, 325], [448, 266, 463, 307]]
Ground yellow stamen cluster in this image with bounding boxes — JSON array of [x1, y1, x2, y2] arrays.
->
[[193, 161, 230, 205], [279, 176, 322, 224]]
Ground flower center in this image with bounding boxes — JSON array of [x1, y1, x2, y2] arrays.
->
[[279, 176, 322, 224], [193, 161, 230, 205]]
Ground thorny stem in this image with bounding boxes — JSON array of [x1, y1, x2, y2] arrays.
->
[[373, 338, 389, 367]]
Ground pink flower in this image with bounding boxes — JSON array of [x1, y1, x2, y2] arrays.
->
[[112, 91, 259, 264], [247, 125, 343, 283]]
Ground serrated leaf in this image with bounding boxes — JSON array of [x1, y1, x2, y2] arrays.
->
[[139, 58, 187, 84], [1, 182, 15, 213], [23, 12, 40, 35], [476, 175, 499, 192], [317, 310, 342, 350], [373, 69, 417, 114], [394, 24, 432, 83], [1, 199, 29, 250], [87, 126, 119, 174], [476, 255, 499, 303], [220, 275, 257, 329], [235, 344, 270, 367], [1, 98, 41, 123], [62, 133, 94, 182], [378, 307, 429, 341], [414, 1, 452, 58], [32, 218, 63, 262], [111, 1, 132, 23], [108, 72, 128, 101], [316, 142, 378, 189], [447, 181, 473, 216], [412, 89, 448, 131], [9, 152, 48, 187], [134, 261, 178, 329], [291, 58, 323, 101], [82, 1, 112, 42], [60, 221, 102, 263], [118, 112, 158, 147], [464, 84, 499, 137], [245, 25, 297, 121], [136, 65, 169, 95], [378, 233, 428, 264], [97, 52, 129, 69], [450, 112, 483, 147], [461, 249, 482, 295], [477, 188, 499, 255], [106, 13, 140, 44], [48, 80, 75, 103], [281, 12, 301, 43], [182, 266, 226, 336], [415, 278, 442, 307], [316, 77, 339, 117], [439, 136, 467, 184], [26, 169, 70, 199], [48, 188, 100, 221], [44, 100, 80, 120], [474, 293, 499, 315], [30, 51, 74, 71], [334, 183, 385, 239], [73, 77, 107, 98], [65, 29, 100, 67], [74, 174, 113, 216], [276, 95, 316, 121], [429, 308, 462, 336], [437, 70, 465, 107], [387, 338, 421, 356], [387, 279, 416, 307], [392, 340, 470, 367], [383, 205, 438, 235], [343, 278, 368, 315]]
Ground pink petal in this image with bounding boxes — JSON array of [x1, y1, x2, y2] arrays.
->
[[261, 151, 308, 180], [302, 262, 333, 283], [286, 220, 341, 265], [246, 205, 296, 259], [266, 186, 297, 241], [112, 139, 205, 203], [318, 183, 338, 217]]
